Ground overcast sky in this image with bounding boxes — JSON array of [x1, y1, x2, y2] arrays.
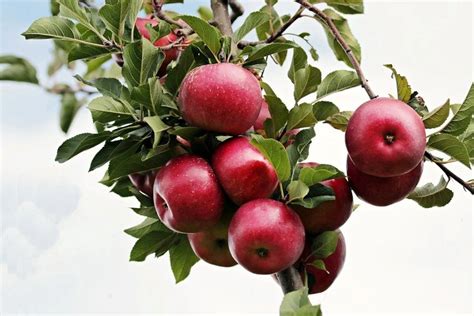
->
[[0, 1, 472, 315]]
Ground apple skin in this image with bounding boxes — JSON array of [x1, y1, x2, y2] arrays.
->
[[253, 100, 270, 132], [212, 137, 279, 205], [347, 156, 423, 206], [129, 171, 156, 197], [188, 211, 237, 267], [136, 17, 185, 76], [345, 97, 426, 177], [299, 230, 346, 294], [178, 63, 263, 135], [228, 199, 305, 274], [293, 163, 353, 234], [153, 154, 224, 233]]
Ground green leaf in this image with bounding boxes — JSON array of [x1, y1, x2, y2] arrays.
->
[[317, 70, 360, 99], [288, 47, 307, 83], [309, 230, 339, 259], [245, 42, 297, 63], [122, 38, 164, 88], [299, 164, 345, 186], [125, 217, 168, 239], [327, 0, 364, 14], [57, 0, 101, 37], [294, 65, 322, 102], [88, 96, 136, 123], [287, 103, 317, 131], [0, 55, 39, 84], [280, 287, 321, 316], [22, 16, 83, 44], [310, 259, 327, 272], [234, 12, 271, 42], [132, 206, 159, 219], [75, 75, 123, 98], [251, 134, 291, 182], [68, 44, 112, 62], [143, 116, 170, 148], [131, 77, 164, 115], [99, 0, 143, 40], [265, 95, 289, 137], [130, 231, 178, 262], [442, 84, 474, 136], [287, 180, 310, 202], [197, 6, 213, 21], [427, 133, 471, 168], [179, 15, 222, 55], [59, 92, 81, 133], [55, 132, 111, 163], [407, 177, 454, 208], [325, 111, 353, 132], [291, 183, 335, 209], [286, 128, 316, 170], [165, 46, 201, 95], [312, 101, 339, 121], [169, 237, 200, 283], [384, 64, 412, 103], [423, 99, 450, 129], [321, 8, 361, 68]]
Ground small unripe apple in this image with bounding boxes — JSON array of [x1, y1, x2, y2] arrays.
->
[[129, 171, 156, 197], [299, 230, 346, 294], [293, 163, 353, 234], [347, 156, 423, 206], [228, 199, 305, 274], [345, 97, 426, 177], [188, 211, 237, 267], [212, 137, 278, 205], [154, 154, 224, 233], [178, 63, 262, 135]]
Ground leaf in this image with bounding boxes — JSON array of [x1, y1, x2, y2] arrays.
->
[[423, 99, 450, 129], [288, 47, 307, 83], [130, 231, 178, 262], [68, 44, 112, 62], [55, 132, 111, 163], [287, 180, 310, 202], [321, 8, 361, 68], [89, 138, 142, 171], [125, 217, 168, 239], [132, 206, 159, 219], [169, 237, 200, 283], [407, 177, 454, 208], [165, 46, 200, 96], [197, 6, 213, 21], [88, 96, 136, 123], [310, 259, 327, 272], [299, 164, 345, 187], [57, 0, 101, 37], [265, 95, 289, 137], [326, 0, 364, 14], [384, 64, 412, 103], [75, 75, 123, 98], [312, 101, 339, 121], [251, 134, 291, 182], [442, 84, 474, 136], [286, 128, 316, 170], [280, 287, 321, 316], [291, 183, 335, 209], [317, 70, 360, 99], [309, 230, 339, 259], [99, 0, 143, 40], [0, 55, 39, 84], [427, 133, 471, 168], [131, 77, 164, 115], [122, 38, 164, 88], [287, 103, 317, 131], [294, 65, 322, 102], [143, 116, 170, 148], [22, 16, 82, 43], [59, 92, 80, 133], [245, 42, 298, 63], [234, 11, 271, 42], [179, 15, 222, 55], [325, 111, 353, 131]]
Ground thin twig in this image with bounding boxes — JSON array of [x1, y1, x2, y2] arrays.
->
[[152, 0, 193, 37], [229, 0, 245, 23], [238, 7, 305, 48], [210, 0, 234, 36]]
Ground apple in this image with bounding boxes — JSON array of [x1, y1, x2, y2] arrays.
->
[[345, 97, 426, 177], [212, 137, 278, 205], [298, 230, 346, 294], [136, 17, 186, 76], [154, 154, 224, 233], [178, 63, 263, 135], [293, 163, 353, 234], [253, 100, 270, 132], [129, 171, 156, 197], [228, 199, 305, 274], [347, 156, 423, 206], [188, 211, 237, 267]]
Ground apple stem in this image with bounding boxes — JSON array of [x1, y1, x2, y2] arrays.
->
[[276, 266, 304, 294]]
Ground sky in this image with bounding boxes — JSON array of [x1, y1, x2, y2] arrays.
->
[[0, 1, 472, 315]]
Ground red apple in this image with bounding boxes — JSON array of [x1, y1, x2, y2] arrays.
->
[[228, 199, 305, 274], [347, 156, 423, 206], [188, 211, 237, 267], [136, 17, 186, 76], [212, 137, 278, 205], [129, 171, 156, 197], [299, 230, 346, 294], [153, 154, 224, 233], [178, 63, 262, 135], [293, 163, 353, 234], [253, 100, 270, 131], [345, 97, 426, 177]]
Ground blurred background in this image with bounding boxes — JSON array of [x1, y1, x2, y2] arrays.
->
[[0, 0, 472, 315]]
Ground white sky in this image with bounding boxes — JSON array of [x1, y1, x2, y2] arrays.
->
[[0, 1, 472, 315]]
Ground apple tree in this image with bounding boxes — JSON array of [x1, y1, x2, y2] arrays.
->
[[1, 0, 473, 314]]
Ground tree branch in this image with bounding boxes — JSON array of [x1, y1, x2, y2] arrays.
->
[[297, 0, 473, 195], [229, 0, 245, 23], [152, 0, 193, 35], [238, 7, 305, 48], [210, 0, 234, 36], [275, 266, 304, 294]]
